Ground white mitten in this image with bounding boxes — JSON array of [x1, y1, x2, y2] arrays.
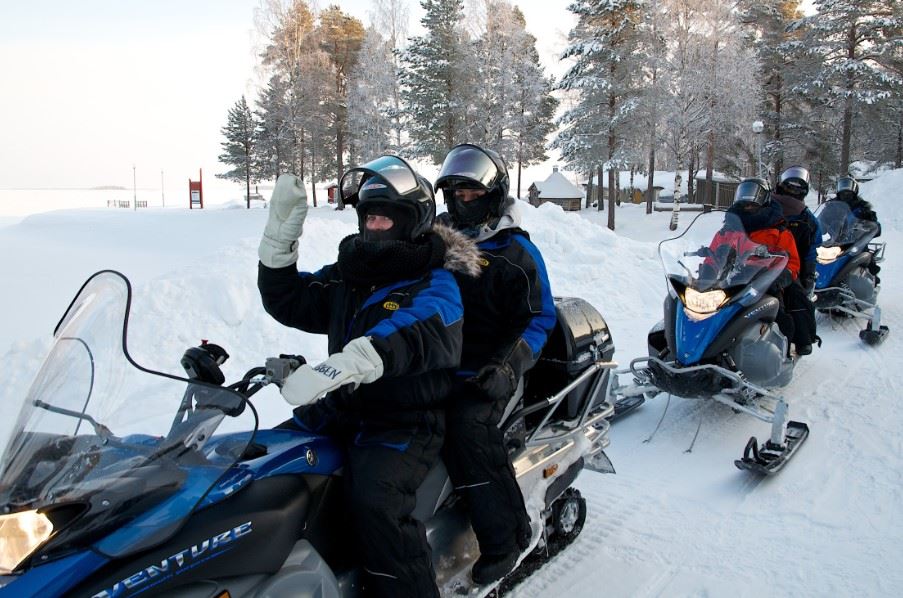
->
[[280, 337, 384, 406], [258, 174, 308, 268]]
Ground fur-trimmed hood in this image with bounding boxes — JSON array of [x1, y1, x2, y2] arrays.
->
[[433, 222, 482, 278]]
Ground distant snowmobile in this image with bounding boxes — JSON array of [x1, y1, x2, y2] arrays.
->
[[813, 200, 888, 345], [0, 270, 617, 597], [608, 210, 809, 475]]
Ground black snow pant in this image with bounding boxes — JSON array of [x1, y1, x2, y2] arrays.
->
[[282, 409, 443, 598], [443, 381, 531, 557], [784, 281, 817, 347], [345, 419, 443, 598]]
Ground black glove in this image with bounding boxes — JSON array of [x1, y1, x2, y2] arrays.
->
[[469, 363, 517, 403]]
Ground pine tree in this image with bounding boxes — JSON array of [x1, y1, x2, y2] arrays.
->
[[400, 0, 473, 163], [792, 0, 903, 173], [316, 6, 366, 200], [255, 75, 293, 180], [555, 0, 650, 227], [347, 27, 396, 163], [371, 0, 411, 152], [738, 0, 806, 176], [217, 96, 260, 209]]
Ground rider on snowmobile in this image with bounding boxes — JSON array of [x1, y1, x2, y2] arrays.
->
[[435, 144, 557, 585], [719, 178, 804, 352], [257, 158, 480, 598], [772, 166, 821, 355]]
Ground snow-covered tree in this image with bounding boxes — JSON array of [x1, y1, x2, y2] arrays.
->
[[467, 1, 557, 197], [255, 75, 293, 180], [554, 0, 650, 224], [371, 0, 410, 152], [316, 6, 366, 197], [791, 0, 903, 173], [738, 0, 806, 176], [217, 96, 261, 209], [400, 0, 474, 163], [346, 27, 397, 163]]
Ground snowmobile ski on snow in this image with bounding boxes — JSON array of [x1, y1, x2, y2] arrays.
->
[[0, 271, 617, 597], [608, 210, 810, 475]]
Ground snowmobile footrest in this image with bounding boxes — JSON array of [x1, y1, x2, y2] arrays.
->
[[611, 396, 645, 421], [734, 421, 809, 475]]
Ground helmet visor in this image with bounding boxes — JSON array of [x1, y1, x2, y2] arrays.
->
[[780, 166, 810, 186], [340, 155, 419, 204], [734, 180, 768, 206], [436, 145, 499, 190], [836, 177, 857, 194]]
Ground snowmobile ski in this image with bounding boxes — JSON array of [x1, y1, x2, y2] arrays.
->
[[859, 323, 889, 346], [734, 421, 809, 475], [611, 395, 645, 421]]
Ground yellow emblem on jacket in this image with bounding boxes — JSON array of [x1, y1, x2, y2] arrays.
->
[[383, 301, 400, 311], [478, 257, 490, 267]]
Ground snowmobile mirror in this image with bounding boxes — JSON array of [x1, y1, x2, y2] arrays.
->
[[181, 343, 228, 385]]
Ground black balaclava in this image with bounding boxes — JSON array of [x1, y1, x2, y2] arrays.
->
[[358, 202, 413, 242]]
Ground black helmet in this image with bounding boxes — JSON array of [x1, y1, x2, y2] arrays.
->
[[340, 155, 435, 242], [435, 144, 510, 228], [733, 177, 771, 209], [777, 165, 810, 199], [835, 176, 859, 202]]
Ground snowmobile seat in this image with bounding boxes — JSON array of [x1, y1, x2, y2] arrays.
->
[[412, 460, 453, 521]]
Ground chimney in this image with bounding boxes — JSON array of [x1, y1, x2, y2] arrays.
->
[[552, 166, 559, 173]]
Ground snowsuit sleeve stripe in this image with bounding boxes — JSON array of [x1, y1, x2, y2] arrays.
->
[[366, 269, 463, 339], [512, 235, 556, 357]]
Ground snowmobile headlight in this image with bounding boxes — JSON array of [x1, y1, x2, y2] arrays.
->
[[0, 510, 54, 574], [817, 246, 842, 264], [683, 288, 727, 321]]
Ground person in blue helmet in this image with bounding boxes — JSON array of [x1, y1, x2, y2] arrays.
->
[[257, 156, 480, 598], [435, 144, 557, 585], [772, 166, 822, 355]]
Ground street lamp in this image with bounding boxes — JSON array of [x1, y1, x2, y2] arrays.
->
[[752, 120, 764, 178]]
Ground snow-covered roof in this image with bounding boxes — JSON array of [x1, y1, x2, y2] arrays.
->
[[532, 169, 583, 199]]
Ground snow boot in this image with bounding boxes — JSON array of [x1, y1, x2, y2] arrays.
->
[[472, 551, 519, 585]]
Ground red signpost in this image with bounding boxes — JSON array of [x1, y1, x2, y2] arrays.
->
[[189, 169, 204, 209]]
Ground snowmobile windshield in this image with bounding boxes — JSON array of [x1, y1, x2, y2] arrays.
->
[[0, 271, 255, 566], [659, 210, 789, 298], [816, 200, 879, 251]]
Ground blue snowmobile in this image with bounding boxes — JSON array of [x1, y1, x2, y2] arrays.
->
[[0, 270, 616, 597], [609, 210, 810, 475], [813, 199, 888, 345]]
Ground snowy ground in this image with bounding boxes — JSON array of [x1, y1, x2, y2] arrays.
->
[[1, 172, 901, 596]]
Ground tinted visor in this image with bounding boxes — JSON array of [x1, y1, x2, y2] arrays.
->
[[836, 177, 857, 194], [340, 155, 419, 204], [734, 180, 768, 206], [780, 166, 809, 186], [436, 145, 499, 190]]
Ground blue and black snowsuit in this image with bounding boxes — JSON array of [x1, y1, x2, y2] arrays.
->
[[438, 201, 557, 558], [258, 225, 477, 598]]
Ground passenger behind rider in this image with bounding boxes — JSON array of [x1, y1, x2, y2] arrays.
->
[[256, 158, 480, 598], [710, 178, 802, 350], [771, 166, 821, 355], [434, 144, 557, 586], [835, 175, 882, 283]]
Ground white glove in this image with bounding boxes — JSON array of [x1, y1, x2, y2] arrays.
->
[[280, 337, 384, 406], [258, 174, 308, 268]]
